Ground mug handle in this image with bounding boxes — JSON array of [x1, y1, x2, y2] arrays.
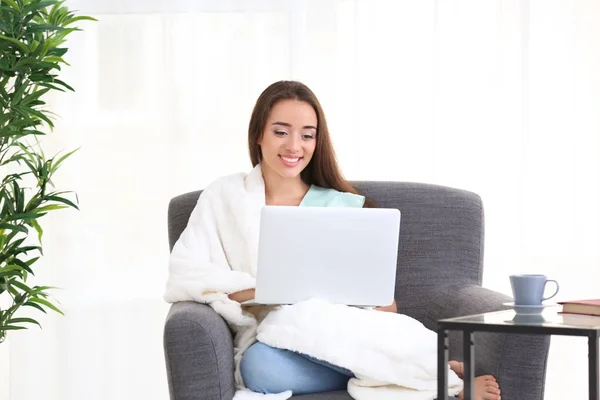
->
[[542, 279, 560, 301]]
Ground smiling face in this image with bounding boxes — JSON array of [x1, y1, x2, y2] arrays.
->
[[258, 99, 318, 181]]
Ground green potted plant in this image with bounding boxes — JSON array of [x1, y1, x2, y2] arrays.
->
[[0, 0, 95, 343]]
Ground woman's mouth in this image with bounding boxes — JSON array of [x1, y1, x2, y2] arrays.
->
[[279, 155, 302, 167]]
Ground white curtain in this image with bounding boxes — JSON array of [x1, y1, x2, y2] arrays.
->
[[3, 0, 599, 399]]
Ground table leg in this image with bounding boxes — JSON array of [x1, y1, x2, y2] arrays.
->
[[590, 332, 599, 400], [463, 330, 474, 400], [438, 328, 448, 400]]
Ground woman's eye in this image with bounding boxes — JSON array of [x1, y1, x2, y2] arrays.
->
[[274, 130, 287, 136], [302, 134, 315, 140]]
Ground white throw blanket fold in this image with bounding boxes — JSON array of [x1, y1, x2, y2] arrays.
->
[[165, 164, 463, 399], [257, 299, 463, 399]]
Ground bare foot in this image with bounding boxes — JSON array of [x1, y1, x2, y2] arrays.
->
[[449, 360, 464, 378], [450, 361, 501, 400]]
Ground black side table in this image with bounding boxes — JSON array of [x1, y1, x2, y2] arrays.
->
[[437, 309, 600, 400]]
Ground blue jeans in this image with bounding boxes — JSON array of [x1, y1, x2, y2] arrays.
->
[[240, 342, 354, 395]]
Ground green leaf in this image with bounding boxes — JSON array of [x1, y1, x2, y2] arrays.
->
[[30, 285, 55, 295], [0, 55, 11, 71], [22, 12, 37, 27], [10, 259, 34, 275], [3, 226, 19, 243], [39, 160, 48, 180], [46, 194, 78, 209], [4, 237, 26, 253], [0, 266, 22, 278], [27, 99, 46, 107], [16, 156, 37, 173], [52, 27, 76, 41], [6, 212, 46, 221], [17, 129, 46, 137], [0, 325, 27, 331], [0, 192, 15, 215], [7, 318, 41, 328], [52, 78, 73, 91], [0, 109, 9, 125], [0, 6, 19, 18], [17, 106, 53, 128], [9, 279, 32, 294], [24, 301, 46, 313], [0, 19, 10, 33], [23, 1, 58, 15], [47, 47, 67, 57], [49, 0, 65, 20], [11, 81, 29, 106], [44, 55, 69, 66], [25, 256, 40, 266], [29, 218, 43, 243], [34, 204, 67, 212], [2, 242, 43, 262], [7, 284, 19, 297], [0, 223, 27, 233], [37, 82, 65, 92], [1, 0, 20, 11], [53, 5, 70, 24], [14, 141, 37, 157], [13, 180, 24, 212], [63, 15, 98, 26], [11, 245, 43, 255], [31, 39, 47, 57], [14, 56, 38, 68], [3, 116, 39, 130], [0, 128, 14, 138], [29, 72, 53, 83], [20, 87, 50, 107], [0, 34, 28, 53], [34, 61, 61, 71], [24, 195, 42, 213], [50, 147, 78, 172], [26, 24, 65, 34], [29, 297, 64, 315]]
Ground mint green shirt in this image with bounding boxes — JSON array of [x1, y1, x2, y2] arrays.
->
[[299, 185, 365, 208]]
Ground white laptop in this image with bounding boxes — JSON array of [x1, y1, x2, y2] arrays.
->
[[243, 206, 401, 307]]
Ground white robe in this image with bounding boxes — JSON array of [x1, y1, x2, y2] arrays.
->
[[164, 165, 463, 400]]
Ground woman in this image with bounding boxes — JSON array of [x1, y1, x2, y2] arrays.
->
[[165, 81, 501, 400]]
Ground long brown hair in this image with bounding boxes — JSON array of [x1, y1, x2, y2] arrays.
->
[[248, 80, 373, 207]]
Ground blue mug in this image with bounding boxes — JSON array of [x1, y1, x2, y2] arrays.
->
[[509, 274, 559, 305]]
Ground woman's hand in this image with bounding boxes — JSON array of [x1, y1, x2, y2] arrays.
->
[[228, 288, 255, 303], [375, 299, 397, 313]]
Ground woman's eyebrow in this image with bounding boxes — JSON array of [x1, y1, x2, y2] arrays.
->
[[272, 121, 317, 130]]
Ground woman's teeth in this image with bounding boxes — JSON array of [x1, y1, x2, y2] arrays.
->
[[281, 156, 300, 163]]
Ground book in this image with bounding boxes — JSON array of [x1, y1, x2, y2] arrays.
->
[[558, 299, 600, 316]]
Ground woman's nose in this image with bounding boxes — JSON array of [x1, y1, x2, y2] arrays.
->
[[285, 134, 301, 153]]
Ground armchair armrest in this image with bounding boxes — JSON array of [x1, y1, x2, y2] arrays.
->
[[425, 284, 550, 400], [164, 301, 235, 400]]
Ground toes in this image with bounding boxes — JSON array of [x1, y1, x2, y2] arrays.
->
[[448, 360, 464, 376], [482, 390, 501, 399], [484, 394, 501, 400], [484, 386, 501, 398]]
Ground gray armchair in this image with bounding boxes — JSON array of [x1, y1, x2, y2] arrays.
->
[[164, 182, 550, 400]]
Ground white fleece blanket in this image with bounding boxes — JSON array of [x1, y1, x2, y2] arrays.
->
[[164, 164, 463, 399]]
